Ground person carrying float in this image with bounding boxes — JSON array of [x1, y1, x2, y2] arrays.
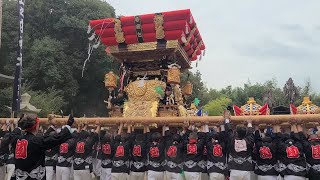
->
[[253, 125, 280, 180], [225, 119, 255, 180], [276, 122, 307, 180], [100, 130, 114, 180], [10, 114, 74, 180], [129, 124, 149, 180], [146, 126, 168, 180], [73, 120, 100, 180], [182, 125, 206, 180], [206, 125, 228, 180]]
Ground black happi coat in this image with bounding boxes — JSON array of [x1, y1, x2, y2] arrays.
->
[[206, 131, 228, 175], [254, 133, 279, 176], [164, 134, 183, 173], [11, 127, 72, 180], [226, 123, 255, 171], [111, 134, 133, 174], [56, 137, 76, 168], [44, 127, 59, 167], [147, 133, 167, 172], [131, 133, 148, 172], [100, 137, 113, 169], [73, 131, 98, 171], [183, 132, 205, 172], [300, 132, 320, 180], [277, 132, 307, 177]]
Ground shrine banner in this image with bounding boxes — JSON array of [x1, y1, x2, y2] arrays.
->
[[12, 0, 25, 112]]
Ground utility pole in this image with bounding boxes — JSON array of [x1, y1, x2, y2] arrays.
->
[[0, 0, 3, 48]]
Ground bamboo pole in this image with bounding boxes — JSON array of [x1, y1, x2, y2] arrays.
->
[[1, 114, 320, 126]]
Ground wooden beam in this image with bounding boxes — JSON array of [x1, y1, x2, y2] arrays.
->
[[1, 114, 320, 126]]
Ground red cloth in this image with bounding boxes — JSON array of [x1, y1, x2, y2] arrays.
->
[[290, 104, 297, 115], [233, 105, 243, 116], [259, 104, 270, 115]]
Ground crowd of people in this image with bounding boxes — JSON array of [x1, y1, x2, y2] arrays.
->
[[0, 114, 320, 180]]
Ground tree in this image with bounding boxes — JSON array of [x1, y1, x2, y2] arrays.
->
[[0, 0, 116, 116], [204, 97, 232, 116], [283, 78, 299, 104]]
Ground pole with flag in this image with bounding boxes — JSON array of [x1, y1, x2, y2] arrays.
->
[[11, 0, 25, 114]]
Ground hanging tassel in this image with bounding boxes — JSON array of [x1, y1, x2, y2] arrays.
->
[[199, 54, 202, 61], [92, 41, 100, 49], [87, 44, 92, 55], [181, 33, 187, 43], [196, 61, 198, 68], [203, 49, 206, 56], [88, 33, 96, 41], [87, 25, 92, 34], [185, 23, 189, 34]]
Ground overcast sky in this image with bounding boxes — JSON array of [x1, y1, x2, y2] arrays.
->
[[106, 0, 320, 92]]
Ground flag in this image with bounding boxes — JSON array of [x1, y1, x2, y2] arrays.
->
[[259, 103, 270, 115], [233, 105, 243, 116], [11, 0, 25, 112], [290, 104, 297, 115]]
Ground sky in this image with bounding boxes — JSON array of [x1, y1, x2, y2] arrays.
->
[[106, 0, 320, 92]]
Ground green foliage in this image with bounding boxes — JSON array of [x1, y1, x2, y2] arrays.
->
[[0, 0, 116, 117], [204, 97, 232, 116], [25, 88, 66, 117]]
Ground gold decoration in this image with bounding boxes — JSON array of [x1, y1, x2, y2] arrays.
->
[[178, 105, 188, 117], [240, 97, 262, 116], [182, 81, 193, 96], [167, 64, 181, 84], [113, 19, 125, 43], [297, 97, 320, 114], [154, 14, 165, 39], [133, 70, 161, 77], [104, 71, 117, 89], [123, 101, 159, 117], [124, 80, 166, 101], [173, 85, 184, 105], [108, 40, 179, 53]]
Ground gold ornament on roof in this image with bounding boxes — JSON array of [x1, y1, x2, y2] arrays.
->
[[113, 18, 125, 43], [154, 14, 165, 39], [297, 97, 320, 114]]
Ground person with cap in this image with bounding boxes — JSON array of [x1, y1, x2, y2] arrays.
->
[[10, 113, 74, 180], [73, 120, 100, 180], [129, 125, 148, 180], [253, 126, 280, 180], [225, 119, 255, 180], [206, 125, 228, 180], [277, 122, 307, 180]]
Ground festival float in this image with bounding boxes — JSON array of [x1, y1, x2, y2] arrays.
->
[[89, 9, 205, 122]]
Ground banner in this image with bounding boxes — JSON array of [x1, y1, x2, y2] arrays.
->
[[12, 0, 25, 112]]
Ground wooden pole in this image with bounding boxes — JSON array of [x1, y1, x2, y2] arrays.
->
[[1, 114, 320, 126]]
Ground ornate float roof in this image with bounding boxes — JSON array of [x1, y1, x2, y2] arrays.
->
[[290, 97, 320, 114], [233, 97, 270, 116], [89, 9, 206, 70]]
